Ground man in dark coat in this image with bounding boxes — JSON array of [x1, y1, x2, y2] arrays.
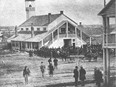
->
[[79, 66, 86, 86], [23, 66, 30, 84], [94, 68, 103, 87], [48, 63, 54, 77], [73, 66, 79, 86], [53, 58, 58, 69]]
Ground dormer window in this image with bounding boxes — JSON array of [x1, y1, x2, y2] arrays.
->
[[21, 28, 23, 30], [26, 28, 29, 31], [43, 28, 46, 31]]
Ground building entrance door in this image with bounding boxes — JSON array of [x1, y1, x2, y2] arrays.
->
[[64, 39, 71, 47]]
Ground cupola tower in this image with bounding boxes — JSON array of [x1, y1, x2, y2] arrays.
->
[[25, 0, 35, 20]]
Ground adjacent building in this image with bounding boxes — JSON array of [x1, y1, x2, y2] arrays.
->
[[98, 0, 116, 86]]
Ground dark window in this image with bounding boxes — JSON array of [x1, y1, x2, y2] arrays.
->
[[26, 28, 29, 31], [29, 5, 32, 7], [60, 28, 66, 34], [21, 28, 23, 30], [77, 28, 81, 37], [37, 28, 40, 31], [43, 28, 46, 31], [73, 39, 75, 42]]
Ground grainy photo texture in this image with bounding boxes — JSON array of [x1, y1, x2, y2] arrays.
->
[[0, 0, 116, 87]]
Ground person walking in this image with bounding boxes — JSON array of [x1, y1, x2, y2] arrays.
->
[[48, 63, 54, 77], [94, 68, 103, 87], [53, 58, 58, 69], [79, 66, 86, 86], [40, 62, 46, 78], [73, 66, 79, 86], [23, 66, 30, 84]]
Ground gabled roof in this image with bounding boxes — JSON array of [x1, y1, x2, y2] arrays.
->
[[19, 14, 61, 27], [98, 0, 115, 16]]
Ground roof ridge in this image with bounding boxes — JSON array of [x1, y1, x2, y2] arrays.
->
[[33, 13, 61, 17], [19, 13, 61, 27]]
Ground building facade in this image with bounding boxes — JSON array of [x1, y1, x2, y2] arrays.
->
[[8, 0, 90, 51]]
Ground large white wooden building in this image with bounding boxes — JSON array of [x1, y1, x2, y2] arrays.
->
[[9, 0, 90, 51]]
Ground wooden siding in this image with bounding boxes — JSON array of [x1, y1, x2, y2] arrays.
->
[[105, 1, 115, 17], [108, 34, 115, 43]]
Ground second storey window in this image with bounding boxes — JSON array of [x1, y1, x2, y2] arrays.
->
[[26, 28, 29, 31], [21, 28, 23, 31], [43, 28, 46, 31], [37, 28, 40, 31]]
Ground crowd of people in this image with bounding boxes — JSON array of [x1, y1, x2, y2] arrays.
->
[[28, 44, 103, 62]]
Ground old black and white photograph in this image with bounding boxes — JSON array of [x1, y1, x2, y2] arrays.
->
[[0, 0, 116, 87]]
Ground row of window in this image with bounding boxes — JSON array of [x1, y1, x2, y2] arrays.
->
[[21, 27, 46, 31]]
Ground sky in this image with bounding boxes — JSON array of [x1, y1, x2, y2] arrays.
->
[[0, 0, 110, 26]]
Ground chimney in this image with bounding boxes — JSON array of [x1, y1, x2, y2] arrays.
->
[[31, 23, 34, 38], [79, 22, 82, 25], [15, 26, 18, 37], [60, 11, 63, 14], [48, 13, 51, 23]]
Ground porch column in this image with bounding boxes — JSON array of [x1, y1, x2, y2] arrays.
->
[[103, 16, 110, 86], [75, 27, 77, 37], [52, 32, 54, 42], [25, 42, 27, 50], [20, 42, 22, 50], [106, 49, 110, 86], [38, 42, 39, 49], [66, 21, 68, 37], [90, 37, 92, 45], [103, 16, 107, 46], [115, 0, 116, 57], [106, 17, 109, 45], [31, 42, 33, 50], [80, 30, 83, 45], [103, 49, 107, 85], [57, 29, 59, 39], [11, 41, 13, 50], [42, 40, 43, 46], [18, 42, 20, 49], [103, 48, 110, 86]]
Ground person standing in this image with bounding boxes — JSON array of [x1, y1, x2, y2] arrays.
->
[[73, 66, 79, 86], [79, 66, 86, 86], [94, 68, 103, 87], [23, 66, 30, 84], [48, 63, 54, 77], [53, 58, 58, 69], [40, 62, 46, 78], [94, 67, 97, 83], [48, 58, 52, 64]]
